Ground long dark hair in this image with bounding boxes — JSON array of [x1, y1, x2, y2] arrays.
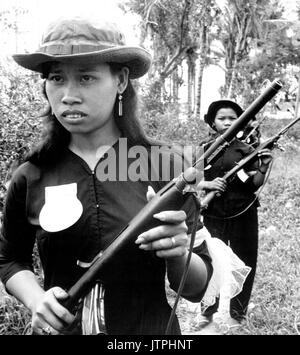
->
[[26, 62, 158, 166]]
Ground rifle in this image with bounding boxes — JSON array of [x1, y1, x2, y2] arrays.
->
[[200, 115, 300, 211], [60, 79, 282, 316]]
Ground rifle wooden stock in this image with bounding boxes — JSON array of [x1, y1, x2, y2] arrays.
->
[[201, 115, 300, 211], [61, 79, 283, 312]]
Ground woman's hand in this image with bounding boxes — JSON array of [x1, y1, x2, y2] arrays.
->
[[135, 186, 189, 259], [31, 287, 75, 335], [135, 187, 209, 301], [258, 148, 273, 172], [198, 177, 227, 193]]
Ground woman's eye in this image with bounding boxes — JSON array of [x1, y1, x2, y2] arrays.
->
[[48, 75, 63, 83], [217, 116, 236, 121], [81, 75, 94, 83]]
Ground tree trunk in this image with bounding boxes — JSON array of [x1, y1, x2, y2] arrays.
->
[[227, 13, 251, 98], [172, 67, 179, 103], [227, 58, 238, 99], [195, 24, 208, 118], [187, 54, 196, 118]]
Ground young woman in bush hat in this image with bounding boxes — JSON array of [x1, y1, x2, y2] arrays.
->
[[0, 16, 213, 335], [198, 99, 272, 325]]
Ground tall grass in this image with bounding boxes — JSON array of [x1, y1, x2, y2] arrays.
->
[[0, 291, 31, 335], [241, 140, 300, 336]]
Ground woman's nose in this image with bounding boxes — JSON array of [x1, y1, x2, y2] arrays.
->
[[61, 83, 82, 105]]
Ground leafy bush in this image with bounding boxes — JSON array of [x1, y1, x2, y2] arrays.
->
[[141, 103, 209, 145], [0, 57, 45, 212], [260, 118, 300, 141]]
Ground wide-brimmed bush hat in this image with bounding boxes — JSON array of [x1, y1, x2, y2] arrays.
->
[[12, 17, 152, 79], [204, 99, 244, 127]]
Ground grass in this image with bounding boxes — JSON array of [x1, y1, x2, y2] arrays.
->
[[0, 291, 31, 335], [241, 141, 300, 336], [0, 128, 299, 335]]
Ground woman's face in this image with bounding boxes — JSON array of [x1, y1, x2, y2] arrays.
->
[[213, 107, 238, 133], [45, 62, 128, 136]]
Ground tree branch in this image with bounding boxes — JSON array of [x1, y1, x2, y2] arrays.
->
[[160, 46, 189, 79]]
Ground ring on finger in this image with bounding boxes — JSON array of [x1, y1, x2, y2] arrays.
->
[[41, 326, 52, 335], [170, 237, 176, 248]]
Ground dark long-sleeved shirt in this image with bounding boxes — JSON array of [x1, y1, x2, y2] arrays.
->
[[202, 138, 260, 218], [0, 140, 212, 334]]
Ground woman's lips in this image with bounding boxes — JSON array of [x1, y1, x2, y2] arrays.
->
[[62, 110, 87, 118], [64, 114, 84, 119], [61, 110, 87, 123]]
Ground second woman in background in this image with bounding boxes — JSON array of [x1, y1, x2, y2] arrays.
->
[[198, 99, 272, 325]]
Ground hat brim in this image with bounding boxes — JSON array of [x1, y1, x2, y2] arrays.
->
[[13, 46, 152, 79]]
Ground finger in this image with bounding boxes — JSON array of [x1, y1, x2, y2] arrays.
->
[[247, 170, 257, 176], [213, 186, 224, 192], [259, 153, 272, 159], [51, 287, 76, 323], [153, 210, 187, 223], [136, 222, 188, 245], [34, 307, 66, 333], [146, 186, 156, 202], [156, 246, 188, 259], [216, 177, 226, 183], [217, 180, 227, 188], [139, 233, 188, 251], [259, 148, 271, 153], [37, 325, 60, 336], [41, 288, 75, 328], [258, 150, 273, 157], [217, 187, 226, 192], [213, 184, 225, 192], [33, 325, 58, 336], [216, 183, 225, 191]]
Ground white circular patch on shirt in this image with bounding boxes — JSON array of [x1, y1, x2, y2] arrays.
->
[[39, 183, 83, 232]]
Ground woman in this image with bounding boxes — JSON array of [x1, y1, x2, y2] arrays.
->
[[0, 17, 212, 335], [199, 99, 272, 324]]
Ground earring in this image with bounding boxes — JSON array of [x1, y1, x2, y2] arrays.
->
[[118, 94, 123, 117]]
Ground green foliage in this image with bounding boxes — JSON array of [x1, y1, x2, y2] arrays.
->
[[125, 0, 217, 111], [141, 102, 208, 145], [0, 6, 27, 32], [261, 118, 300, 140], [230, 20, 300, 105], [0, 57, 45, 211], [0, 243, 43, 335]]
